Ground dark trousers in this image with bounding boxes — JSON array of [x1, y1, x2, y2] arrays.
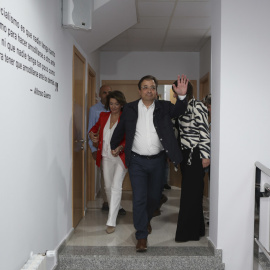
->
[[128, 151, 166, 239], [175, 147, 205, 242]]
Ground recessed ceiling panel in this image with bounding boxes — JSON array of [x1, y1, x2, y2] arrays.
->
[[138, 1, 175, 17], [167, 28, 209, 39], [127, 28, 167, 39], [131, 16, 171, 29], [174, 1, 210, 17], [170, 16, 211, 29]]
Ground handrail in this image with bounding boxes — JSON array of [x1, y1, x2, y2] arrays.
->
[[255, 161, 270, 197], [265, 183, 270, 193], [254, 238, 270, 261], [255, 161, 270, 177], [254, 161, 270, 265]]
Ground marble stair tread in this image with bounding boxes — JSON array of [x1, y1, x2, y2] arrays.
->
[[58, 246, 225, 270], [60, 245, 214, 256]]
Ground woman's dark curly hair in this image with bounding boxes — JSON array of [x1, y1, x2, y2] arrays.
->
[[105, 90, 127, 111]]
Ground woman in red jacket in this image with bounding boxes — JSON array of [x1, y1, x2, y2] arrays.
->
[[89, 90, 127, 234]]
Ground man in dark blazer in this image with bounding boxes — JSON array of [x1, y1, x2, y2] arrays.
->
[[110, 74, 188, 252]]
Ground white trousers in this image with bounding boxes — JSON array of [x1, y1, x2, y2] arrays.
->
[[98, 163, 108, 203], [102, 157, 127, 227]]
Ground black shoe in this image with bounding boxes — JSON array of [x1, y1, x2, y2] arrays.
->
[[101, 202, 109, 211], [175, 239, 188, 243], [160, 194, 168, 207], [152, 194, 168, 217], [152, 209, 161, 217], [164, 184, 171, 190], [118, 208, 126, 216]]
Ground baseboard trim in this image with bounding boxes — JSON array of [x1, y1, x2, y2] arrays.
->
[[57, 228, 74, 254], [53, 228, 74, 270], [208, 238, 225, 269]]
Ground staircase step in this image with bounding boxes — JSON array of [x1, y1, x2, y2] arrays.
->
[[58, 246, 224, 270]]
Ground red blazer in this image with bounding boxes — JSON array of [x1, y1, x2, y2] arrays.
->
[[90, 112, 126, 168]]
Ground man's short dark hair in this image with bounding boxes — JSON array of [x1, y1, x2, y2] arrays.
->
[[105, 90, 127, 110], [138, 75, 158, 90]]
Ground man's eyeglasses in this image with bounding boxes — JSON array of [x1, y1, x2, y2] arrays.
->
[[141, 85, 156, 90]]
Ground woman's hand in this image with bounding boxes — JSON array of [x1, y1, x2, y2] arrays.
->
[[202, 158, 210, 168], [172, 74, 188, 96], [89, 131, 99, 143], [111, 145, 124, 157]]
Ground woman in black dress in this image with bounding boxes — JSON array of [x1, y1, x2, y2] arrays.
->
[[172, 80, 210, 242]]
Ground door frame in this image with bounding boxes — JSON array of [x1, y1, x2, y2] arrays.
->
[[199, 72, 210, 197], [199, 72, 210, 101], [86, 64, 96, 201], [72, 46, 86, 227]]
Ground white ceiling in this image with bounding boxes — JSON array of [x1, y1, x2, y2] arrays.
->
[[99, 0, 211, 52], [64, 0, 211, 54], [63, 0, 137, 54]]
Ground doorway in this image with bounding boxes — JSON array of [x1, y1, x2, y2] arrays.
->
[[199, 72, 210, 197]]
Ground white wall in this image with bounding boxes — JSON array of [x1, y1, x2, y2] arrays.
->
[[100, 51, 200, 83], [0, 1, 98, 269], [210, 0, 270, 269]]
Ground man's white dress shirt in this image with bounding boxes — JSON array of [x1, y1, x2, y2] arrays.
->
[[132, 100, 163, 156]]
